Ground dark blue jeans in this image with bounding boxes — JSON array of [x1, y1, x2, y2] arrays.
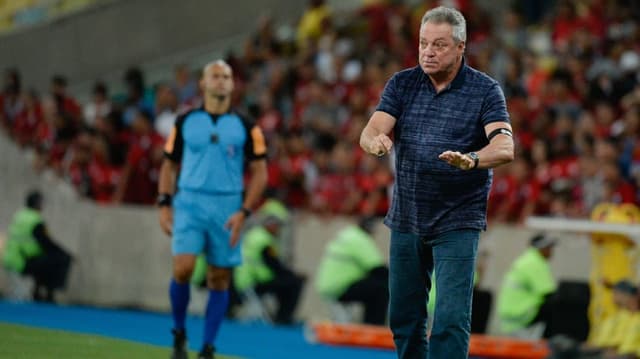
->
[[389, 229, 479, 359]]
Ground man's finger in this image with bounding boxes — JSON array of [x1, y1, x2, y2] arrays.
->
[[373, 136, 392, 156], [380, 136, 393, 151]]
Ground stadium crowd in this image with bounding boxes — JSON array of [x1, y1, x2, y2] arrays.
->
[[1, 0, 639, 224]]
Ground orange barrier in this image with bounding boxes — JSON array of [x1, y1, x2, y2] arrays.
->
[[309, 322, 550, 359], [310, 322, 394, 350]]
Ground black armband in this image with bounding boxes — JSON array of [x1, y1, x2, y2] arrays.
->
[[487, 128, 513, 141], [157, 193, 173, 207], [241, 207, 252, 218]]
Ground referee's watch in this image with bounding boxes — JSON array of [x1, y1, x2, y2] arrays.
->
[[466, 152, 479, 170], [157, 193, 173, 207], [241, 207, 252, 218]]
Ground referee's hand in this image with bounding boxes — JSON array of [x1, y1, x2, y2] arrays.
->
[[159, 207, 173, 236], [225, 211, 246, 247]]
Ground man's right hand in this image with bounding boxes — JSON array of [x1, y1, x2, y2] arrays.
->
[[159, 206, 173, 236], [366, 134, 393, 157]]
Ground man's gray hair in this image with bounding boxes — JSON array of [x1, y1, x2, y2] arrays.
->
[[203, 59, 231, 75], [421, 6, 466, 43]]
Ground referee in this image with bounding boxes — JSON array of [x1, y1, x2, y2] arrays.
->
[[158, 60, 268, 359]]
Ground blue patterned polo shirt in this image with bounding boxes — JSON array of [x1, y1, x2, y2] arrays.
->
[[377, 60, 509, 236]]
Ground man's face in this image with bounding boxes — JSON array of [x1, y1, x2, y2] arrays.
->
[[418, 21, 465, 76], [201, 63, 234, 98]]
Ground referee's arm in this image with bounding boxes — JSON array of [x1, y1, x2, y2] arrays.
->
[[227, 125, 268, 247], [158, 159, 179, 198], [243, 159, 267, 213], [241, 125, 268, 213], [157, 159, 179, 236], [157, 124, 183, 235]]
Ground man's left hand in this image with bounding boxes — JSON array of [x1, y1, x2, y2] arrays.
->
[[438, 151, 474, 170], [225, 211, 246, 247]]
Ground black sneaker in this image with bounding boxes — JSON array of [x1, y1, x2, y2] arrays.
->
[[197, 344, 215, 359], [171, 329, 188, 359]]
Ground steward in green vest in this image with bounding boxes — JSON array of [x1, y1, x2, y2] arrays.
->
[[497, 233, 557, 335], [315, 216, 388, 325], [3, 191, 72, 302], [233, 205, 304, 324]]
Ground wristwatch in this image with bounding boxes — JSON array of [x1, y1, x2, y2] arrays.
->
[[466, 152, 479, 170], [157, 193, 173, 207], [241, 207, 252, 218]]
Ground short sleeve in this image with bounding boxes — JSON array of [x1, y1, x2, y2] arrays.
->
[[164, 115, 185, 162], [245, 125, 267, 161], [480, 82, 510, 126], [375, 74, 402, 119], [238, 112, 267, 161]]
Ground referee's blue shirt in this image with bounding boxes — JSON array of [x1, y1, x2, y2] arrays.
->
[[377, 60, 509, 236], [164, 108, 266, 194]]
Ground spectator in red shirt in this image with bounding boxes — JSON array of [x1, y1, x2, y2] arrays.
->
[[33, 97, 77, 174], [601, 162, 636, 205], [487, 165, 517, 221], [12, 90, 43, 147], [494, 158, 541, 223], [88, 133, 122, 204], [310, 141, 362, 215], [51, 75, 81, 125], [551, 1, 583, 51], [356, 154, 392, 216], [113, 109, 164, 205], [1, 68, 24, 132], [65, 131, 94, 198], [278, 132, 311, 207]]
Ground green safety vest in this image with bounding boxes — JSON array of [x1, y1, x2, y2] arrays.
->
[[496, 248, 557, 333], [233, 226, 277, 291], [190, 254, 207, 286], [3, 208, 44, 273], [315, 225, 384, 299]]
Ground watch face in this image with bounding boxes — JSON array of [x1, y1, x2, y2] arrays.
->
[[468, 152, 479, 168]]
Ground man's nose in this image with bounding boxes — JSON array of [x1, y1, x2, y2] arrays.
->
[[423, 47, 436, 56]]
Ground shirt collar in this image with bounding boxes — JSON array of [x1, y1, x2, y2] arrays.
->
[[423, 56, 467, 93], [449, 56, 467, 90]]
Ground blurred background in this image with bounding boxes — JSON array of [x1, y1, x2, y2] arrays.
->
[[0, 0, 639, 358]]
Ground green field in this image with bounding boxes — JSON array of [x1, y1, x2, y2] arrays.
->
[[0, 322, 240, 359]]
